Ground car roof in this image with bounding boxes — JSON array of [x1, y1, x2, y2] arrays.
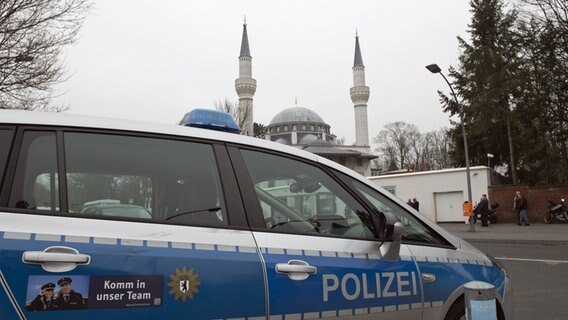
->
[[0, 110, 377, 187], [2, 109, 320, 159], [1, 110, 373, 178]]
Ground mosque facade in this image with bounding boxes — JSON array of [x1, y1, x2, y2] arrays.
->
[[235, 21, 376, 176]]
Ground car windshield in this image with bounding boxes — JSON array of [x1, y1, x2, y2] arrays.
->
[[348, 179, 450, 246]]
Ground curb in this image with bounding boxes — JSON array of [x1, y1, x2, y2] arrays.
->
[[459, 238, 568, 245], [438, 223, 568, 245]]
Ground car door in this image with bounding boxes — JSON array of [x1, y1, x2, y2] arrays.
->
[[0, 128, 266, 319], [230, 147, 423, 319], [343, 177, 508, 320]]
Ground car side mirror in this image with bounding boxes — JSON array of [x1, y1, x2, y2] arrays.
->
[[380, 221, 404, 262], [290, 183, 301, 193], [302, 181, 321, 193], [372, 210, 404, 262]]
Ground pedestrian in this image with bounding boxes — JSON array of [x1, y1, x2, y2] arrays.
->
[[407, 199, 413, 207], [412, 198, 420, 211], [478, 194, 490, 227], [513, 191, 530, 226]]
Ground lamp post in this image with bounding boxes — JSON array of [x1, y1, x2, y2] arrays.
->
[[426, 63, 474, 232]]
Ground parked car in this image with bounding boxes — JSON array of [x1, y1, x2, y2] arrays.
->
[[81, 203, 152, 219], [0, 109, 512, 319]]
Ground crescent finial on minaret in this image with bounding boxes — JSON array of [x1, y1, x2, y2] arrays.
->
[[244, 15, 247, 26], [295, 96, 298, 106], [356, 28, 359, 38]]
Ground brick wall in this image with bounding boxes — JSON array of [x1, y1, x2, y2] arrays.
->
[[488, 185, 568, 223]]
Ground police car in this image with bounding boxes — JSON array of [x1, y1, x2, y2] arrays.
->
[[0, 109, 513, 319]]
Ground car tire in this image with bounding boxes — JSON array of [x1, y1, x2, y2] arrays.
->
[[444, 296, 465, 320], [445, 296, 506, 320]]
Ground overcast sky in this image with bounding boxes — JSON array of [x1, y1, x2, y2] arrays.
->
[[55, 0, 472, 147]]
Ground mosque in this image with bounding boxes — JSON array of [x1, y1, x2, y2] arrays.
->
[[234, 21, 376, 176]]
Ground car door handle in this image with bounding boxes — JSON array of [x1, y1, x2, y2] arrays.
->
[[22, 246, 90, 272], [276, 260, 317, 281], [422, 273, 436, 282]]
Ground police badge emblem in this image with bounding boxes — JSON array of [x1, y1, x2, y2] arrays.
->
[[179, 280, 189, 293], [168, 266, 201, 302]]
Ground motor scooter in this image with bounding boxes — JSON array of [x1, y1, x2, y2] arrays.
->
[[472, 202, 499, 224], [544, 199, 568, 223]]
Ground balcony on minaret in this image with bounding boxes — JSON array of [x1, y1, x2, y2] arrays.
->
[[235, 78, 257, 99], [350, 86, 370, 105]]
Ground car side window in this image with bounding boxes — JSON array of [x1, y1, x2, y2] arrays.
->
[[349, 179, 449, 246], [240, 149, 375, 239], [8, 131, 59, 211], [63, 132, 227, 225], [5, 130, 228, 227], [0, 128, 14, 186]]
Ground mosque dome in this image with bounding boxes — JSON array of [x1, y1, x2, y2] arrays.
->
[[306, 138, 333, 147], [275, 137, 289, 145], [269, 107, 325, 125], [299, 134, 319, 145]]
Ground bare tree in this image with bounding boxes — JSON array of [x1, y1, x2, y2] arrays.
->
[[0, 0, 91, 111], [373, 122, 419, 170], [214, 98, 262, 137], [374, 122, 452, 172], [407, 127, 424, 171], [518, 0, 567, 27], [423, 129, 452, 170], [215, 98, 245, 131]]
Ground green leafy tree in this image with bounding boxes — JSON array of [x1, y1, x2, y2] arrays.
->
[[253, 122, 265, 139], [515, 17, 568, 185], [441, 0, 521, 183]]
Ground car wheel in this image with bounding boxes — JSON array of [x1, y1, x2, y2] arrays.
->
[[445, 296, 505, 320], [444, 296, 465, 320]]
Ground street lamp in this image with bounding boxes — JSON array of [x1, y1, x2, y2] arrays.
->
[[426, 63, 474, 232]]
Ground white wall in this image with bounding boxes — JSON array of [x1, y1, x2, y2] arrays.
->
[[368, 166, 491, 223]]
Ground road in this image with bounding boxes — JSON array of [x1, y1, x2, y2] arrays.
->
[[471, 241, 568, 320]]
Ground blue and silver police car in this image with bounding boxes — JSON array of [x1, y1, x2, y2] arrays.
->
[[0, 110, 513, 319]]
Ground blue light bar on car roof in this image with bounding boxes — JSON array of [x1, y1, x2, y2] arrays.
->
[[179, 108, 241, 134]]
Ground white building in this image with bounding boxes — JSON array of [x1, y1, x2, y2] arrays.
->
[[368, 166, 492, 223]]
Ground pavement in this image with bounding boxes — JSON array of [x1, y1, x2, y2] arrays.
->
[[437, 222, 568, 244]]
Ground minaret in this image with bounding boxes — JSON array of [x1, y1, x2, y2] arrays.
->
[[235, 17, 257, 136], [350, 31, 370, 146]]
